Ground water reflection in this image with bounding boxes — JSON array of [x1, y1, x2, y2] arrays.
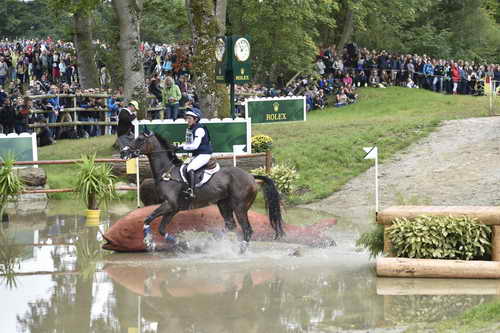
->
[[0, 201, 497, 333]]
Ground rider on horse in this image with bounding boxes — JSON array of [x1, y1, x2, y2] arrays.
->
[[179, 107, 213, 199]]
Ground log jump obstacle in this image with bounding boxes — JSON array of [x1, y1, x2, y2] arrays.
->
[[376, 206, 500, 279]]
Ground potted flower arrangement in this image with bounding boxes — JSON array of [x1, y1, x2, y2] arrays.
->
[[74, 154, 118, 223]]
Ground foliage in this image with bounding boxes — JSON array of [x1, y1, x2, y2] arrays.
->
[[74, 153, 118, 210], [0, 230, 22, 289], [251, 163, 298, 195], [142, 0, 190, 43], [0, 154, 24, 215], [227, 0, 337, 83], [432, 299, 500, 333], [353, 0, 500, 63], [356, 224, 384, 258], [75, 228, 103, 280], [251, 134, 273, 153], [387, 215, 491, 260]]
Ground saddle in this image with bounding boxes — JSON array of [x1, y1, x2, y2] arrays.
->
[[179, 157, 220, 188]]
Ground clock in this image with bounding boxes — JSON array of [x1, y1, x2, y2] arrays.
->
[[234, 37, 250, 62], [215, 38, 225, 62]]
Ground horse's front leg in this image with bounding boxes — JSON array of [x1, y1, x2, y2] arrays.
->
[[143, 201, 174, 251]]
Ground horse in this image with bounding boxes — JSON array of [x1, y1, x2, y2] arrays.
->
[[120, 130, 285, 251]]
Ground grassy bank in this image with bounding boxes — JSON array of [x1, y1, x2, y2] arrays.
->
[[254, 87, 489, 203], [405, 299, 500, 332], [38, 87, 489, 203]]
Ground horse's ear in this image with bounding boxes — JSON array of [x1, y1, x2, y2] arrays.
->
[[143, 126, 152, 137]]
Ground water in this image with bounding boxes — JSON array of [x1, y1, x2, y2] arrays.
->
[[0, 200, 496, 333]]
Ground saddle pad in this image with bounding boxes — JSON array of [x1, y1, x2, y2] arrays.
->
[[180, 163, 221, 188]]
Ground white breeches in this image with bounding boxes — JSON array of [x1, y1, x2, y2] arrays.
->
[[187, 154, 211, 172]]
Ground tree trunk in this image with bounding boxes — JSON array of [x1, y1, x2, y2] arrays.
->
[[215, 0, 227, 35], [88, 193, 98, 210], [112, 0, 146, 119], [336, 0, 354, 51], [186, 0, 220, 118], [73, 9, 99, 89]]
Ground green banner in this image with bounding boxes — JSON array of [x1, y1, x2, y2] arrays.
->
[[245, 97, 306, 123], [136, 119, 251, 154], [0, 134, 37, 162]]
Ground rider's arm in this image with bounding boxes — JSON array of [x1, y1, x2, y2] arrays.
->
[[181, 127, 205, 151]]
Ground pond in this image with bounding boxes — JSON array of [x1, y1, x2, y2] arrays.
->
[[0, 200, 496, 333]]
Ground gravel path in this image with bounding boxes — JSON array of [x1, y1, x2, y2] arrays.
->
[[303, 117, 500, 226]]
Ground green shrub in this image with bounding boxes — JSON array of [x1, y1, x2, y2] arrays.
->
[[356, 224, 385, 258], [0, 154, 24, 215], [388, 215, 491, 260], [74, 154, 118, 210], [251, 134, 273, 153], [251, 163, 298, 194]]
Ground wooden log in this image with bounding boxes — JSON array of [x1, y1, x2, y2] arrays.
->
[[377, 277, 500, 295], [376, 257, 500, 279], [492, 225, 500, 261], [377, 206, 500, 225]]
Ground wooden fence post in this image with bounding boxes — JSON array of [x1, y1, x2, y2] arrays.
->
[[265, 150, 272, 173]]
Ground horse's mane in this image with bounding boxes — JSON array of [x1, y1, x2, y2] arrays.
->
[[154, 133, 183, 167]]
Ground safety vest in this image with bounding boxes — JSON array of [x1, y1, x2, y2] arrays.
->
[[186, 123, 213, 155]]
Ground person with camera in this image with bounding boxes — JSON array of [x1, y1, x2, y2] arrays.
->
[[161, 76, 181, 120]]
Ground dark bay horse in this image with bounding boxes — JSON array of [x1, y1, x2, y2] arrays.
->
[[121, 131, 285, 251]]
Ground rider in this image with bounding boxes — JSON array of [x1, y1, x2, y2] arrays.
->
[[179, 107, 213, 198]]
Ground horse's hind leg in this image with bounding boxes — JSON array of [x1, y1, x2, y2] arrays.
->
[[217, 199, 236, 231], [233, 204, 253, 243]]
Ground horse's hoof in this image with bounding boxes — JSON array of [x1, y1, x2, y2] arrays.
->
[[239, 241, 249, 254], [176, 240, 190, 252], [144, 234, 156, 252], [144, 225, 155, 251]]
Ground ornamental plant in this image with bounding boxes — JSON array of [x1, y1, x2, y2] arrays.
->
[[0, 154, 24, 216], [356, 224, 385, 258], [74, 154, 118, 210], [251, 134, 273, 153], [387, 215, 491, 260], [251, 163, 298, 195]]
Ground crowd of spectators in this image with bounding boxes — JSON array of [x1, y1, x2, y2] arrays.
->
[[0, 38, 499, 143]]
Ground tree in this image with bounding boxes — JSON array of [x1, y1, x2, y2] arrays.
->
[[112, 0, 146, 118], [185, 0, 225, 117], [227, 0, 337, 83], [72, 1, 99, 89]]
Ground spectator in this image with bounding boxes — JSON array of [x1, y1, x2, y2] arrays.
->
[[161, 76, 181, 120]]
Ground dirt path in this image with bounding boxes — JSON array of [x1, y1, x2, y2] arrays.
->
[[302, 117, 500, 227]]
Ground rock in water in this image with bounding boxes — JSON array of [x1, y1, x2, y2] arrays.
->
[[16, 167, 47, 186], [102, 205, 336, 252]]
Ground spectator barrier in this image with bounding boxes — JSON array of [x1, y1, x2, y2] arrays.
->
[[244, 96, 306, 124]]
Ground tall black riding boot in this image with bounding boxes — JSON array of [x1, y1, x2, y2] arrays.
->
[[185, 170, 195, 199]]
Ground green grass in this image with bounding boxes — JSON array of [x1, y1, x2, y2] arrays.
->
[[38, 87, 490, 203], [405, 299, 500, 332], [38, 135, 118, 199], [254, 87, 490, 204]]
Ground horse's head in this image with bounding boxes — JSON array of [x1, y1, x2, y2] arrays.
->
[[120, 130, 156, 160]]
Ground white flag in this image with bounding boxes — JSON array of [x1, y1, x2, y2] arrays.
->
[[363, 147, 378, 160]]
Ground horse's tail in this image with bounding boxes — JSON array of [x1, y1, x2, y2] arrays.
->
[[252, 175, 285, 239]]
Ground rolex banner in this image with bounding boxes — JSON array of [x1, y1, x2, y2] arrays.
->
[[245, 97, 306, 124], [135, 118, 252, 154]]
